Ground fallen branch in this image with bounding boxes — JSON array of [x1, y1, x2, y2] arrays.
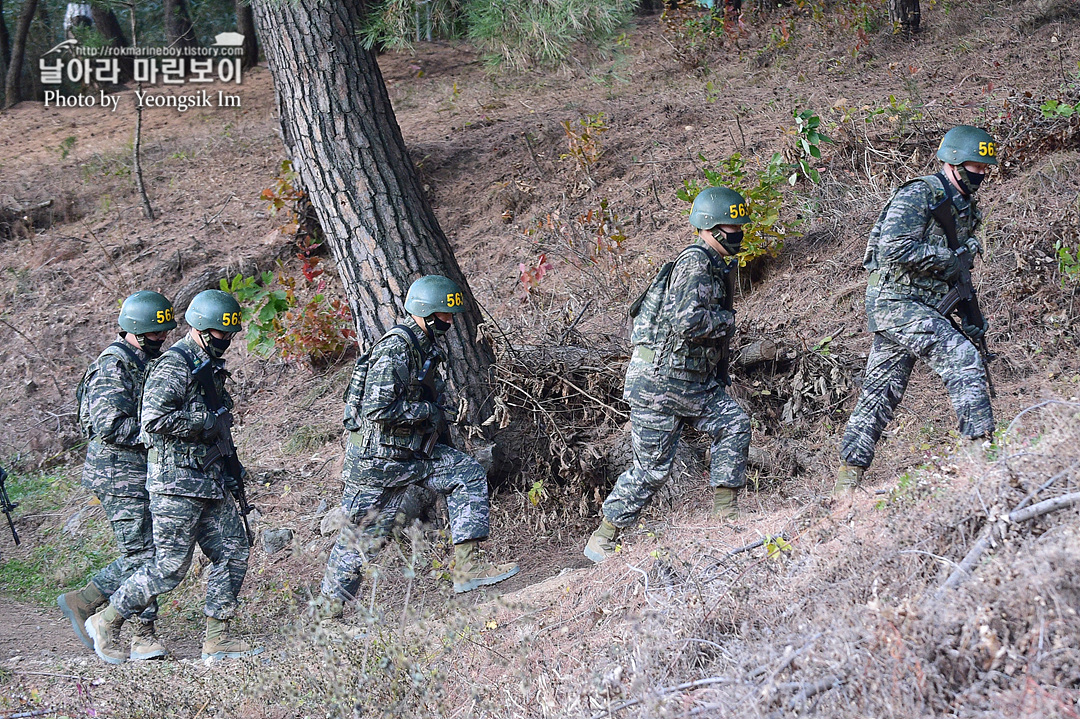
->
[[784, 675, 843, 709], [588, 676, 739, 719], [933, 491, 1080, 600]]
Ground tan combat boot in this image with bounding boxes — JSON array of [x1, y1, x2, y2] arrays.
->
[[58, 581, 107, 649], [956, 437, 988, 463], [85, 604, 127, 665], [583, 519, 621, 564], [832, 462, 865, 495], [129, 620, 169, 661], [202, 617, 264, 660], [452, 541, 520, 594], [711, 487, 739, 521]]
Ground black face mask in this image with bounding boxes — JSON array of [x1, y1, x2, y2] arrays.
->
[[716, 228, 744, 256], [429, 316, 452, 338], [200, 330, 233, 359], [955, 166, 985, 196], [136, 335, 165, 358]]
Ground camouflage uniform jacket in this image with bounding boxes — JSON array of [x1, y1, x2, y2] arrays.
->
[[348, 317, 445, 462], [624, 242, 735, 410], [863, 174, 982, 330], [81, 336, 150, 498], [140, 334, 233, 499]]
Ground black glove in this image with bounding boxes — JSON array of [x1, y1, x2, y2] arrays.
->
[[938, 252, 961, 283], [962, 318, 988, 344], [203, 410, 233, 442]]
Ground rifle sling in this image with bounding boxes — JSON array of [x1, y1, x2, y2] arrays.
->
[[169, 345, 225, 412]]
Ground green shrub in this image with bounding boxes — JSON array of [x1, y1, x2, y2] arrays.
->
[[463, 0, 634, 70], [361, 0, 465, 51]]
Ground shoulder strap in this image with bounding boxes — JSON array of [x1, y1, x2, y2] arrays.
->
[[167, 344, 198, 373], [388, 323, 423, 355], [105, 340, 146, 371], [920, 173, 960, 251]]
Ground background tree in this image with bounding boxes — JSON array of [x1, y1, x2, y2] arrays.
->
[[164, 0, 198, 49], [3, 0, 37, 108], [251, 0, 495, 420], [89, 4, 134, 81], [889, 0, 919, 35], [235, 0, 257, 70], [0, 0, 11, 76]]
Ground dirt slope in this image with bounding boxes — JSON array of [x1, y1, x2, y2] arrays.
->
[[1, 0, 1080, 716]]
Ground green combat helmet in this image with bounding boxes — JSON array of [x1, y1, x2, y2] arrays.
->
[[118, 291, 177, 335], [185, 289, 243, 332], [937, 125, 998, 166], [689, 187, 752, 230], [404, 275, 467, 317], [186, 290, 243, 359]]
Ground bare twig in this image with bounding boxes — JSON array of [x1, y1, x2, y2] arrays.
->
[[588, 676, 740, 719]]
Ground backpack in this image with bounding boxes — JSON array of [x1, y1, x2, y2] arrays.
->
[[627, 244, 715, 345], [342, 324, 424, 432], [76, 340, 145, 439]]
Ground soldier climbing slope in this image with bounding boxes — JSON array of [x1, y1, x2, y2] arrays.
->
[[59, 291, 176, 662], [316, 275, 519, 618], [835, 125, 999, 493], [584, 187, 753, 563], [85, 290, 261, 664]]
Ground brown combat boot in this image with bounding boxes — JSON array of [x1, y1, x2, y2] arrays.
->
[[452, 540, 520, 593], [85, 604, 127, 665], [711, 487, 739, 521], [58, 581, 107, 649], [583, 519, 621, 564], [832, 462, 865, 495], [129, 620, 169, 661], [202, 617, 264, 660]]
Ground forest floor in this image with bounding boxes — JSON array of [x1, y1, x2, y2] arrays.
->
[[2, 0, 1080, 717]]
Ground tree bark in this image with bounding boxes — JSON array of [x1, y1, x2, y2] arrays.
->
[[0, 0, 12, 70], [888, 0, 920, 35], [3, 0, 37, 109], [90, 6, 133, 82], [235, 0, 258, 70], [251, 0, 496, 423], [164, 0, 199, 50]]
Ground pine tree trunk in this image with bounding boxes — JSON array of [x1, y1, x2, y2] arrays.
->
[[164, 0, 199, 50], [235, 0, 258, 70], [251, 0, 495, 423], [90, 6, 133, 82], [888, 0, 920, 35], [3, 0, 37, 109], [0, 0, 12, 70]]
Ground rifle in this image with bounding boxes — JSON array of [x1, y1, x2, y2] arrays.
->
[[185, 355, 255, 548], [417, 346, 454, 457], [0, 466, 20, 546], [929, 173, 996, 398]]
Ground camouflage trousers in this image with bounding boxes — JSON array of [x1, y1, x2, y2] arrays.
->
[[91, 493, 157, 622], [110, 491, 249, 621], [321, 442, 489, 601], [840, 313, 994, 469], [602, 387, 751, 528]]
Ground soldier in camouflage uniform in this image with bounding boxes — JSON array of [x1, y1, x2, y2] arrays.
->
[[317, 275, 518, 615], [584, 187, 753, 564], [834, 126, 998, 493], [59, 291, 175, 661], [85, 290, 261, 663]]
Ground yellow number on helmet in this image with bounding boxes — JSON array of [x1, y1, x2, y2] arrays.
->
[[232, 312, 241, 326], [987, 142, 996, 156], [446, 293, 456, 308], [157, 310, 165, 323], [979, 141, 988, 156], [455, 293, 463, 306], [739, 204, 747, 217], [222, 313, 231, 326], [729, 204, 738, 218]]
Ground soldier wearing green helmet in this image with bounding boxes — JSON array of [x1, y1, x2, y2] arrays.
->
[[317, 273, 518, 615], [86, 288, 261, 663], [835, 125, 998, 494], [584, 186, 753, 563], [60, 290, 176, 662]]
